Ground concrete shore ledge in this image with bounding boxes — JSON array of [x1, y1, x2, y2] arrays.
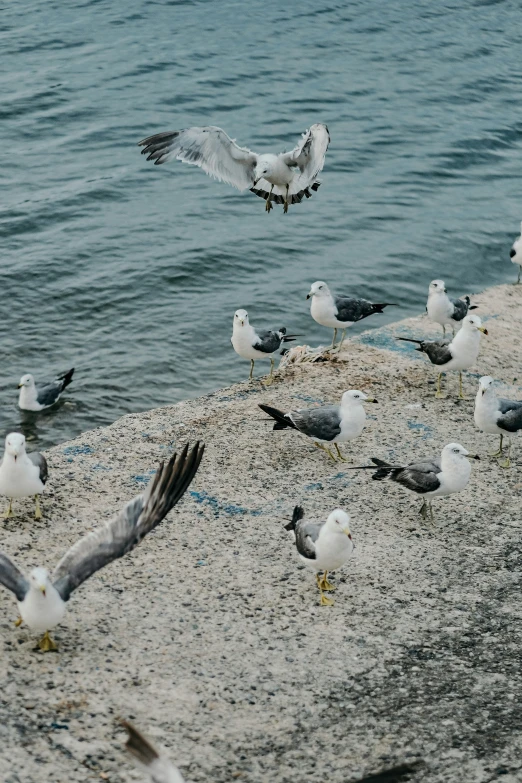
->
[[1, 284, 521, 782]]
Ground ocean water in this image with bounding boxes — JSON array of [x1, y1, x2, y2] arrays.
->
[[1, 0, 521, 450]]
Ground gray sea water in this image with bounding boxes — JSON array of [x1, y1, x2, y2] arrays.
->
[[2, 0, 521, 450]]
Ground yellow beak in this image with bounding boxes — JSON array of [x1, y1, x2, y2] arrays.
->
[[478, 326, 488, 335], [17, 383, 23, 388], [39, 586, 46, 596]]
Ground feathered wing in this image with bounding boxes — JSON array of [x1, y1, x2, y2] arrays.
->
[[138, 126, 258, 190], [52, 442, 205, 601], [28, 452, 48, 485], [0, 553, 29, 602], [282, 123, 330, 192], [295, 520, 323, 560], [497, 399, 522, 433], [123, 721, 185, 783]]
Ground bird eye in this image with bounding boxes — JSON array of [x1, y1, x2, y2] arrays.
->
[[453, 448, 459, 453]]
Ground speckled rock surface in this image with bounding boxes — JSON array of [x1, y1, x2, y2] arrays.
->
[[1, 284, 521, 783]]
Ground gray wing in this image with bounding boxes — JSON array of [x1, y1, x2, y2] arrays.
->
[[289, 406, 341, 441], [334, 296, 377, 324], [0, 553, 29, 601], [295, 520, 324, 560], [253, 329, 283, 354], [52, 442, 205, 602], [392, 458, 441, 494], [138, 126, 257, 190], [36, 380, 63, 407], [28, 452, 48, 485], [281, 123, 330, 193], [421, 341, 453, 366], [449, 297, 469, 322], [123, 721, 185, 783], [497, 398, 522, 433]]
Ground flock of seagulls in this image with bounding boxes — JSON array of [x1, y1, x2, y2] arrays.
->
[[1, 121, 521, 780]]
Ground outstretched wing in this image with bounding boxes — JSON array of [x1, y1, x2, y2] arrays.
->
[[282, 123, 330, 192], [123, 721, 185, 783], [138, 126, 258, 190], [0, 553, 29, 602], [52, 442, 205, 601]]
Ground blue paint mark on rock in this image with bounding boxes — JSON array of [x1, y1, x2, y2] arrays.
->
[[305, 482, 323, 491], [132, 469, 157, 485], [292, 393, 324, 404], [407, 420, 432, 439], [62, 445, 93, 456], [189, 490, 262, 517], [357, 328, 424, 358]]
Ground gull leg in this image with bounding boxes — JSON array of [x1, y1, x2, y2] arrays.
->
[[38, 631, 58, 652], [458, 372, 466, 400], [517, 266, 521, 284], [3, 499, 13, 519], [429, 501, 435, 521], [265, 185, 274, 213], [319, 585, 334, 606], [328, 328, 338, 351], [489, 433, 504, 457], [435, 372, 445, 399], [334, 443, 348, 462], [14, 615, 22, 627], [264, 357, 275, 386], [419, 500, 428, 519], [283, 184, 290, 214], [34, 495, 42, 520], [249, 360, 255, 382], [318, 570, 336, 591], [332, 329, 346, 353], [498, 438, 512, 469], [314, 442, 337, 462], [442, 325, 446, 337]]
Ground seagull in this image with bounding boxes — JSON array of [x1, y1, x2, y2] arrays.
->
[[285, 506, 354, 606], [123, 720, 185, 783], [426, 279, 478, 336], [396, 314, 488, 398], [347, 443, 477, 520], [0, 442, 204, 651], [18, 368, 74, 411], [231, 309, 297, 384], [510, 222, 522, 284], [122, 721, 421, 783], [474, 376, 522, 468], [259, 390, 377, 462], [0, 433, 48, 519], [307, 281, 396, 351], [138, 124, 330, 213]]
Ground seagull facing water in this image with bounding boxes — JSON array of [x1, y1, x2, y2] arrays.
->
[[347, 443, 476, 520], [0, 433, 48, 519], [18, 368, 74, 411], [307, 281, 395, 351], [0, 442, 204, 651], [397, 314, 488, 398], [139, 124, 330, 213], [474, 376, 522, 468], [426, 279, 478, 336], [259, 390, 377, 462], [285, 506, 354, 606], [231, 309, 297, 384]]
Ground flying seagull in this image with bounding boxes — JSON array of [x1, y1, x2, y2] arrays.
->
[[426, 279, 478, 336], [397, 314, 488, 398], [347, 443, 477, 520], [231, 309, 297, 384], [474, 376, 522, 468], [0, 433, 48, 519], [285, 506, 354, 606], [122, 719, 421, 783], [0, 442, 204, 651], [18, 368, 74, 411], [510, 222, 522, 284], [259, 390, 377, 462], [307, 281, 396, 351], [138, 124, 330, 213]]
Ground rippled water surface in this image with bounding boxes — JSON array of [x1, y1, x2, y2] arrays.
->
[[2, 0, 522, 449]]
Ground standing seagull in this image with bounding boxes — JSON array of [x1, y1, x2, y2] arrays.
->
[[138, 124, 330, 213], [397, 314, 488, 398], [510, 222, 522, 284], [347, 443, 476, 520], [307, 281, 395, 351], [474, 376, 522, 468], [426, 279, 478, 336], [0, 442, 204, 651], [285, 506, 354, 606], [259, 390, 377, 462], [0, 433, 47, 519], [231, 309, 297, 384], [18, 368, 74, 411]]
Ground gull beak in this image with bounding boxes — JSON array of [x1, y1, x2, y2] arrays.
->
[[253, 178, 259, 187], [39, 586, 46, 596], [478, 326, 488, 335], [306, 292, 312, 300], [481, 389, 485, 396], [444, 288, 447, 293], [366, 397, 378, 403], [346, 531, 353, 540], [17, 383, 23, 388], [472, 454, 481, 460]]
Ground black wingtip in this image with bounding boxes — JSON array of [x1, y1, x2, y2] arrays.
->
[[285, 505, 304, 531], [352, 761, 423, 783], [121, 720, 160, 766]]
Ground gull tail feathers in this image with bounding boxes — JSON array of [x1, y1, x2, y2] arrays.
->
[[258, 404, 296, 431], [372, 303, 398, 314], [396, 337, 424, 352], [284, 505, 305, 531], [57, 368, 75, 390]]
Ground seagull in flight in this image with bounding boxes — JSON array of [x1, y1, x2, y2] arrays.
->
[[0, 442, 204, 651], [138, 124, 330, 213]]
